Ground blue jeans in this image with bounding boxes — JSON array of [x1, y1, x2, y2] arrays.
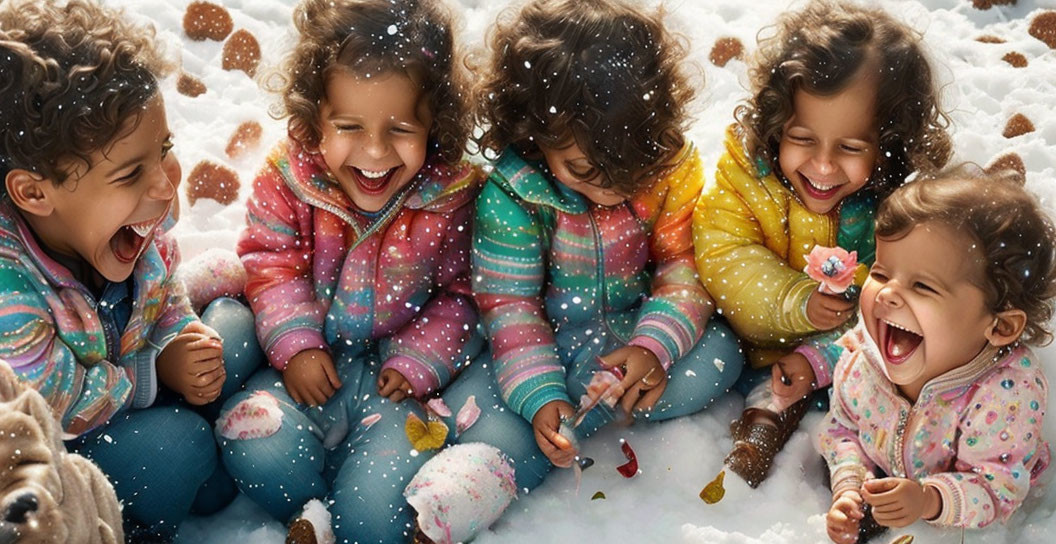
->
[[69, 297, 262, 538], [443, 317, 745, 491], [218, 353, 445, 543]]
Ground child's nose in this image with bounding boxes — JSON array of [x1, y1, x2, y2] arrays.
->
[[811, 149, 837, 175], [146, 165, 177, 201], [363, 133, 390, 159], [876, 285, 903, 307]]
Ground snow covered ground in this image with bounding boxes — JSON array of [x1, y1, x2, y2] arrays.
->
[[97, 0, 1056, 542]]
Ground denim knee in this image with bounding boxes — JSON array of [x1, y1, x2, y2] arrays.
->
[[216, 386, 327, 521], [71, 406, 217, 536], [442, 357, 552, 492], [201, 296, 265, 401]]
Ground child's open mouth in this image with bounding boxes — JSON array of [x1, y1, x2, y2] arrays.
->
[[110, 217, 159, 264], [348, 166, 398, 195], [879, 319, 923, 365], [799, 172, 843, 200]]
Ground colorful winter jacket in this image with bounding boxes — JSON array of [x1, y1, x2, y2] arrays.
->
[[238, 140, 483, 397], [693, 125, 876, 371], [817, 322, 1050, 528], [473, 146, 712, 423], [0, 199, 197, 437]]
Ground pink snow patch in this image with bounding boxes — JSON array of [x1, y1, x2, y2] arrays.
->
[[427, 398, 453, 418], [455, 395, 481, 436], [218, 391, 283, 440]]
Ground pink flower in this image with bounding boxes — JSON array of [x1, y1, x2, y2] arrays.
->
[[804, 245, 858, 294]]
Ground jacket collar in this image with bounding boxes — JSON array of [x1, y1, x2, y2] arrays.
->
[[492, 148, 587, 214], [278, 140, 479, 239], [2, 199, 81, 290], [0, 198, 162, 299]]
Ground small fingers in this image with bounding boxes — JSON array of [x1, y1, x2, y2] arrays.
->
[[533, 429, 566, 466], [186, 335, 224, 352], [377, 375, 399, 397], [620, 383, 642, 416], [634, 381, 665, 413]]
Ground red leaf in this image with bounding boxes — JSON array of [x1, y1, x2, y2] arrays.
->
[[616, 439, 638, 478]]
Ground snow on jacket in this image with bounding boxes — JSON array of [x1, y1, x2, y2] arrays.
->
[[693, 125, 876, 371], [472, 146, 711, 423], [0, 199, 196, 437], [238, 139, 483, 397], [817, 322, 1050, 528]]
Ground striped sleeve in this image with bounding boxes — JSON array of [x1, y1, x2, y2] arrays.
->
[[472, 179, 568, 422], [629, 148, 714, 370], [237, 158, 328, 370], [0, 259, 133, 437]]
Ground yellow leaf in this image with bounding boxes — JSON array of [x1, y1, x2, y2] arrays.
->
[[890, 536, 914, 544], [699, 470, 726, 504], [405, 412, 448, 451]]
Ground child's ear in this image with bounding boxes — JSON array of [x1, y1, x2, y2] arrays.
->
[[985, 309, 1027, 347], [4, 169, 54, 217]]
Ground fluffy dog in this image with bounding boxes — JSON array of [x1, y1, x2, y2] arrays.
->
[[0, 360, 123, 544]]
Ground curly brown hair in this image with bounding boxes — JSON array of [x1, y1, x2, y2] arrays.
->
[[736, 0, 951, 198], [0, 0, 173, 190], [475, 0, 694, 196], [275, 0, 469, 164], [876, 167, 1056, 346]]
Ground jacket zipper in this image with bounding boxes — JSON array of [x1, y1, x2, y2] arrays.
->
[[586, 208, 618, 340], [893, 405, 910, 478], [587, 203, 641, 344]]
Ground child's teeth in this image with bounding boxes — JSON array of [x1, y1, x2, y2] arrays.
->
[[808, 176, 836, 190], [131, 222, 154, 237], [891, 343, 905, 357], [360, 168, 389, 179]]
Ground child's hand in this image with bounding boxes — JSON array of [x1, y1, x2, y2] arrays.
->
[[862, 477, 941, 528], [531, 400, 576, 468], [826, 489, 864, 544], [377, 368, 415, 402], [806, 288, 855, 330], [771, 352, 816, 411], [599, 346, 667, 417], [157, 321, 225, 405], [283, 349, 342, 406]]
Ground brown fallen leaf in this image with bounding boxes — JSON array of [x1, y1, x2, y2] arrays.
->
[[222, 29, 262, 78], [225, 121, 263, 159], [709, 37, 744, 68], [1003, 113, 1035, 139], [183, 1, 233, 42], [176, 73, 207, 98], [1029, 11, 1056, 49], [186, 161, 240, 206]]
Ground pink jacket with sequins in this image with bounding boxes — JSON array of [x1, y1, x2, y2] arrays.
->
[[817, 322, 1050, 528]]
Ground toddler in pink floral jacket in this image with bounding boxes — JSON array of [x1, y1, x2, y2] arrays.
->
[[818, 168, 1056, 543]]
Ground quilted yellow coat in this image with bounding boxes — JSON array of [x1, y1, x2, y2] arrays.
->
[[693, 126, 874, 369]]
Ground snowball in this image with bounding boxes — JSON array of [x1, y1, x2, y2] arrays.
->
[[405, 443, 517, 543]]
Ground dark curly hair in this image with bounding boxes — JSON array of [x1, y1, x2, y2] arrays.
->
[[475, 0, 694, 196], [0, 0, 173, 191], [274, 0, 469, 165], [876, 167, 1056, 346], [736, 0, 951, 198]]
